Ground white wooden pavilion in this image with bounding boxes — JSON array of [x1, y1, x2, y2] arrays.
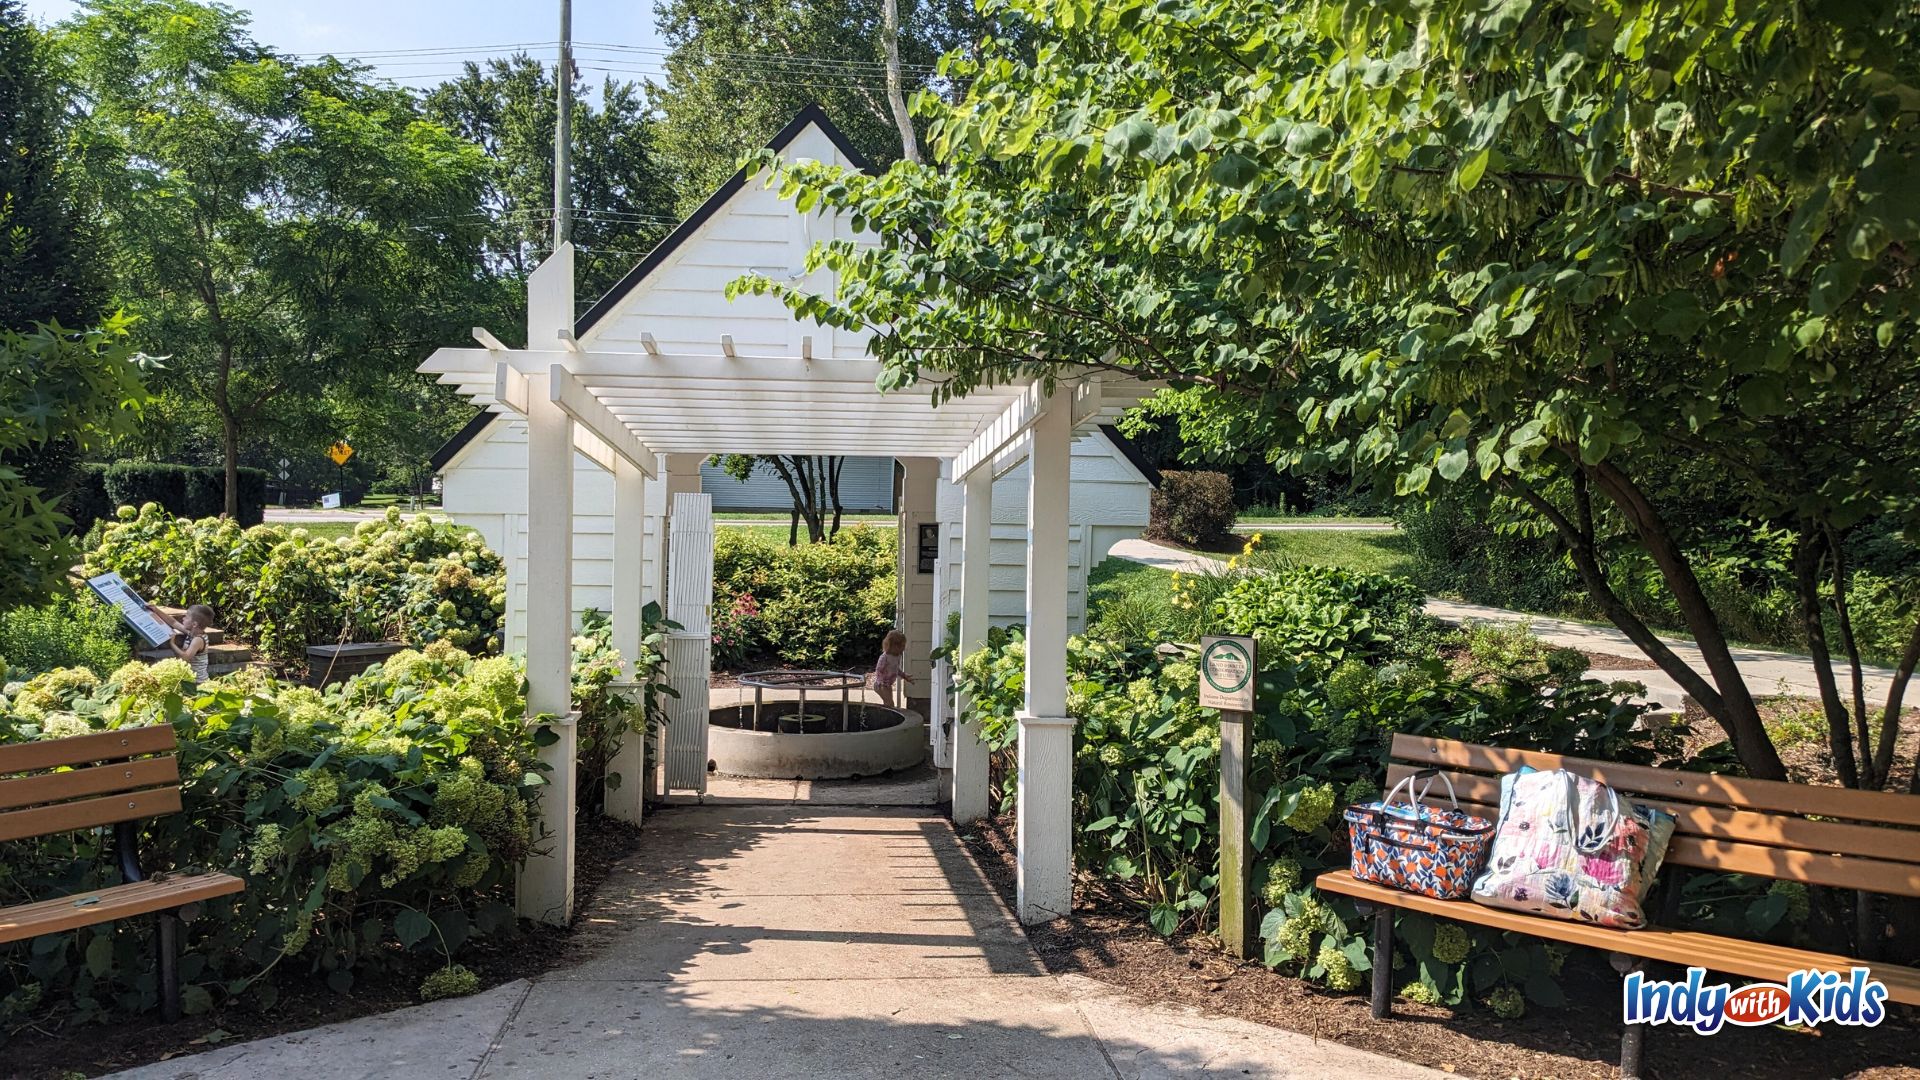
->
[[416, 108, 1151, 929]]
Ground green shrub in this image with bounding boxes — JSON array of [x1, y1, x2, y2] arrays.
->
[[1148, 470, 1237, 548], [1395, 489, 1580, 613], [0, 641, 545, 1027], [572, 607, 676, 814], [61, 462, 114, 535], [98, 463, 269, 527], [0, 592, 132, 677], [1212, 564, 1440, 670], [711, 525, 895, 666], [82, 505, 505, 663], [960, 558, 1698, 1011]]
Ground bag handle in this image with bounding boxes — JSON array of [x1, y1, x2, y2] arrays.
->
[[1381, 767, 1460, 819]]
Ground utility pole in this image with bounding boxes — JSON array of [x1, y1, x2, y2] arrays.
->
[[553, 0, 574, 247]]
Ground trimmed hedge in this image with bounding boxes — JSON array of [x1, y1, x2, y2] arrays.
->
[[711, 526, 896, 666], [68, 462, 269, 531], [1147, 470, 1237, 548]]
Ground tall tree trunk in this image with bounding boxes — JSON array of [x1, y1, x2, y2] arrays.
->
[[1505, 470, 1785, 779], [1876, 616, 1920, 788], [828, 455, 845, 538], [216, 341, 240, 519], [1587, 459, 1786, 781], [1826, 526, 1877, 788], [1792, 531, 1862, 789], [881, 0, 921, 165]]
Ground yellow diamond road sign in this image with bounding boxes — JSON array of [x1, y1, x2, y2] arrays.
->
[[327, 441, 355, 466]]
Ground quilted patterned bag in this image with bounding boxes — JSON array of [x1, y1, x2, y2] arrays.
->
[[1342, 769, 1495, 900], [1469, 768, 1676, 929]]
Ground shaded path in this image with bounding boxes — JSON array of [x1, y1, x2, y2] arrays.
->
[[115, 804, 1441, 1080]]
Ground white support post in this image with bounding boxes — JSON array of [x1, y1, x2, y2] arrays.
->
[[1016, 395, 1074, 925], [952, 462, 994, 825], [897, 457, 939, 685], [518, 247, 577, 927], [604, 452, 648, 826]]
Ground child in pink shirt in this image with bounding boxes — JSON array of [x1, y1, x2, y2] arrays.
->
[[871, 629, 913, 707]]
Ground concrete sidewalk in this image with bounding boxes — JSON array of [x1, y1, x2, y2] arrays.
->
[[114, 805, 1441, 1080], [1107, 537, 1901, 705]]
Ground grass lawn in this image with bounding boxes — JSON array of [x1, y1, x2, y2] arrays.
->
[[1236, 514, 1394, 525], [718, 523, 899, 545], [294, 521, 360, 541], [713, 510, 894, 522], [1251, 528, 1416, 577]]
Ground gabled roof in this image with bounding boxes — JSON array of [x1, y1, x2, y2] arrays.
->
[[430, 104, 875, 472], [570, 102, 873, 336]]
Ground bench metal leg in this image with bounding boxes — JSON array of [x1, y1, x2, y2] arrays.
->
[[1369, 907, 1393, 1019], [1609, 952, 1645, 1079], [158, 910, 181, 1022]]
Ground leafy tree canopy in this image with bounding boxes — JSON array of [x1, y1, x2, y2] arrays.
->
[[652, 0, 987, 211], [424, 55, 680, 311], [740, 0, 1920, 785], [54, 0, 495, 515]]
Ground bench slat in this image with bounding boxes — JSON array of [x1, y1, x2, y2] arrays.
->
[[0, 757, 180, 812], [1366, 780, 1920, 896], [0, 873, 245, 944], [1314, 871, 1920, 1006], [0, 726, 176, 775], [1390, 734, 1920, 827], [1381, 763, 1919, 865], [0, 787, 183, 843]]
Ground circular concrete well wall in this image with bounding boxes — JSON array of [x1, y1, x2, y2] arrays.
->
[[707, 699, 927, 780]]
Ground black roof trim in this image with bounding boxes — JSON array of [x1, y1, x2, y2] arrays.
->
[[1100, 425, 1162, 488], [571, 103, 874, 336], [429, 408, 497, 473]]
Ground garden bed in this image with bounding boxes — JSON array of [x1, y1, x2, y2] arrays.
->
[[7, 815, 646, 1079], [959, 815, 1920, 1080]]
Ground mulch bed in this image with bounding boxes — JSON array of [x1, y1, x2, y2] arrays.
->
[[8, 813, 648, 1079], [958, 815, 1920, 1080], [1681, 698, 1920, 790]]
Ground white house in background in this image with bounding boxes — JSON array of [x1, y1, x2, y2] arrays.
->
[[430, 106, 1157, 663]]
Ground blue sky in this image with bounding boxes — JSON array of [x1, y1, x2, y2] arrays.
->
[[22, 0, 672, 87]]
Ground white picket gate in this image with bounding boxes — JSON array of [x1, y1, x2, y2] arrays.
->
[[662, 492, 714, 792]]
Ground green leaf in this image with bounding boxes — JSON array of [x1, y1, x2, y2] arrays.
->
[[1282, 123, 1334, 157], [395, 908, 433, 949], [1148, 903, 1179, 936], [86, 932, 114, 977], [1209, 151, 1260, 189], [1780, 183, 1831, 277], [1736, 375, 1786, 417], [1436, 448, 1470, 482], [1456, 147, 1490, 192], [1523, 969, 1568, 1007], [181, 984, 214, 1015], [1104, 116, 1157, 159]]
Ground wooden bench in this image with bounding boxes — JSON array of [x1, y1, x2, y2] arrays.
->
[[0, 725, 245, 1020], [1317, 734, 1920, 1078]]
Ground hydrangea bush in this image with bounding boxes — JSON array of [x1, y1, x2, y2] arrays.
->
[[711, 525, 895, 666], [82, 505, 506, 662], [957, 562, 1705, 1013], [0, 641, 543, 1027]]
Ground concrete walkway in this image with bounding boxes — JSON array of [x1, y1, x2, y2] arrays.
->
[[1108, 538, 1901, 705], [114, 804, 1440, 1080]]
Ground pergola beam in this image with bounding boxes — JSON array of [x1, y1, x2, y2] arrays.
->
[[548, 364, 659, 479], [954, 381, 1051, 481]]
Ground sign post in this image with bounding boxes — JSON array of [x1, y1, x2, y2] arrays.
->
[[1200, 634, 1257, 959]]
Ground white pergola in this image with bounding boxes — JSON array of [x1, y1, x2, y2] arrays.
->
[[422, 246, 1150, 927]]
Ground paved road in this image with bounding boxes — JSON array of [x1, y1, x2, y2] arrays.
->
[[114, 804, 1442, 1080], [264, 507, 446, 524], [1108, 538, 1900, 706]]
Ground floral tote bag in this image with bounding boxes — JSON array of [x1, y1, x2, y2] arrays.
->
[[1470, 767, 1677, 929]]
